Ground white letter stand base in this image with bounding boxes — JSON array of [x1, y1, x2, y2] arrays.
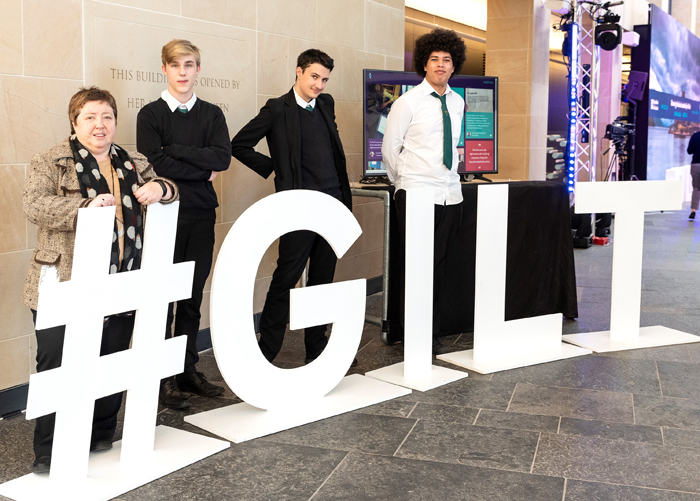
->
[[0, 426, 228, 501]]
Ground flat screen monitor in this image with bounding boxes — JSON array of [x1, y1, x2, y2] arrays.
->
[[363, 69, 499, 177]]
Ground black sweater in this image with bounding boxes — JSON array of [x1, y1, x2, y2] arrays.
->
[[298, 106, 342, 198], [137, 98, 230, 219], [689, 131, 700, 165]]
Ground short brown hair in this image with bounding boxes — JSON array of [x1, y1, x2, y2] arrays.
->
[[161, 39, 201, 67], [68, 86, 117, 134]]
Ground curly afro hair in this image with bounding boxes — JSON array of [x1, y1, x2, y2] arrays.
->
[[413, 28, 467, 78]]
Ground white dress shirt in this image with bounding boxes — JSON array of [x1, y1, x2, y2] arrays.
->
[[293, 87, 316, 110], [382, 78, 465, 205], [161, 90, 197, 112]]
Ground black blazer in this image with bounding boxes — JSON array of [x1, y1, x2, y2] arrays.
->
[[231, 89, 352, 210]]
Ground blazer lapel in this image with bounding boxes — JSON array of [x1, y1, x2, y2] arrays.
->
[[284, 90, 303, 189]]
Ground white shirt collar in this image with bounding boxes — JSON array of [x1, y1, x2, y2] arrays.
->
[[293, 87, 315, 110], [161, 90, 197, 112], [420, 78, 452, 97]]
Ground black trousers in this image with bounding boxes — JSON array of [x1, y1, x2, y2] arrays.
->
[[394, 189, 462, 337], [258, 230, 337, 362], [31, 310, 134, 459], [165, 217, 215, 371]]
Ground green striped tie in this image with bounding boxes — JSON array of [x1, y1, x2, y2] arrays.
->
[[177, 106, 187, 114], [431, 91, 452, 170], [305, 104, 313, 112]]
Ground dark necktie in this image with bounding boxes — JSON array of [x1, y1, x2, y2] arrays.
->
[[431, 91, 452, 170], [305, 104, 313, 112], [177, 106, 188, 114]]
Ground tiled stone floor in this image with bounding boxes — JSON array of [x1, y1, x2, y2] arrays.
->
[[2, 207, 700, 500]]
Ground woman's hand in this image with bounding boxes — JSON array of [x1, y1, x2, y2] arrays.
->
[[87, 194, 115, 208], [134, 181, 166, 206]]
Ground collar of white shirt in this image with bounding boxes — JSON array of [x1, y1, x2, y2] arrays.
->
[[293, 87, 316, 110], [161, 90, 197, 112], [419, 78, 453, 98]]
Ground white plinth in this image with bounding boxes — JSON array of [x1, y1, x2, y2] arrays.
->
[[562, 325, 700, 353], [184, 374, 411, 443], [436, 343, 592, 374], [365, 362, 468, 391], [0, 426, 229, 501]]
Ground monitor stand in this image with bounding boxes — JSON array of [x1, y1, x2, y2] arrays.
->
[[462, 173, 493, 183]]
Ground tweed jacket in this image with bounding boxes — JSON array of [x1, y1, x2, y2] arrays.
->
[[21, 139, 179, 310]]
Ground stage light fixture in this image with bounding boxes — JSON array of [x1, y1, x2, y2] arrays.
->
[[566, 22, 579, 193]]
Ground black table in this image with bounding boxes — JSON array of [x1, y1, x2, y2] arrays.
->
[[386, 181, 578, 338]]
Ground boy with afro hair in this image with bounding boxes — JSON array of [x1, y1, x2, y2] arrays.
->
[[382, 28, 467, 354]]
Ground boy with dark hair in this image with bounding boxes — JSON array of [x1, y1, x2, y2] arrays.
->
[[382, 28, 467, 354], [137, 39, 230, 409], [231, 48, 355, 366]]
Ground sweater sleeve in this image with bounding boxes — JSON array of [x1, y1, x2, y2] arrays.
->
[[136, 106, 212, 182], [161, 106, 231, 172], [230, 99, 275, 179]]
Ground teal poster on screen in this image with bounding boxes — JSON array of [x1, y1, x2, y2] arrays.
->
[[464, 89, 494, 139]]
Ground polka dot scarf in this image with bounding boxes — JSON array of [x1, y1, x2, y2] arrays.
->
[[69, 135, 143, 275]]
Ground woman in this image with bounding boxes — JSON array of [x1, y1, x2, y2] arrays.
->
[[21, 87, 179, 474]]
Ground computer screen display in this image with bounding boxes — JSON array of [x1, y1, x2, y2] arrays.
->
[[363, 69, 498, 177]]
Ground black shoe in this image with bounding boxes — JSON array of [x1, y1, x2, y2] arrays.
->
[[690, 211, 696, 220], [159, 377, 191, 410], [304, 355, 358, 367], [432, 338, 452, 356], [90, 439, 112, 452], [177, 369, 224, 398], [32, 456, 51, 474]]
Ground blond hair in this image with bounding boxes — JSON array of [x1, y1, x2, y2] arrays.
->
[[161, 39, 201, 67]]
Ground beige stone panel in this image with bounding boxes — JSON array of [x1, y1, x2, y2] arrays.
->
[[672, 1, 693, 30], [258, 0, 316, 40], [0, 250, 34, 343], [0, 0, 22, 75], [340, 48, 385, 102], [200, 291, 210, 330], [346, 153, 364, 188], [253, 276, 272, 313], [204, 222, 233, 293], [531, 49, 549, 86], [528, 146, 547, 180], [532, 8, 551, 51], [485, 50, 529, 83], [348, 203, 366, 256], [257, 239, 280, 279], [485, 17, 531, 51], [0, 76, 78, 165], [336, 101, 364, 155], [181, 0, 256, 29], [335, 252, 368, 282], [435, 16, 454, 29], [287, 39, 343, 98], [366, 1, 405, 58], [0, 165, 27, 253], [488, 0, 531, 19], [411, 9, 435, 23], [372, 0, 388, 4], [414, 24, 431, 38], [317, 0, 364, 49], [499, 115, 529, 148], [89, 17, 255, 147], [529, 114, 548, 148], [221, 159, 276, 223], [530, 82, 549, 117], [258, 32, 291, 97], [495, 147, 526, 180], [473, 28, 487, 40], [455, 23, 475, 35], [23, 0, 82, 79], [0, 335, 30, 390], [405, 6, 415, 17], [365, 248, 383, 278], [100, 0, 179, 14], [361, 202, 384, 252], [405, 21, 414, 36], [385, 56, 404, 71], [499, 82, 528, 116]]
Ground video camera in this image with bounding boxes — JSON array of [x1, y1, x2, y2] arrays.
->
[[604, 116, 634, 146]]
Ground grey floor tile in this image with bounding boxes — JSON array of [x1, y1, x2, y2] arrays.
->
[[399, 378, 516, 410], [313, 452, 565, 501], [508, 383, 634, 423], [663, 427, 700, 449], [353, 399, 417, 418], [119, 441, 346, 500], [396, 419, 539, 472], [533, 433, 700, 493], [685, 343, 700, 363], [658, 361, 700, 399], [0, 414, 34, 483], [634, 394, 700, 430], [408, 402, 479, 425], [578, 286, 612, 304], [261, 412, 416, 456], [559, 417, 663, 444], [475, 409, 560, 433], [565, 479, 700, 500], [594, 345, 693, 363], [492, 355, 662, 397]]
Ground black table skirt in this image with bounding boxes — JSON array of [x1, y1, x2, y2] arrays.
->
[[386, 181, 578, 337]]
